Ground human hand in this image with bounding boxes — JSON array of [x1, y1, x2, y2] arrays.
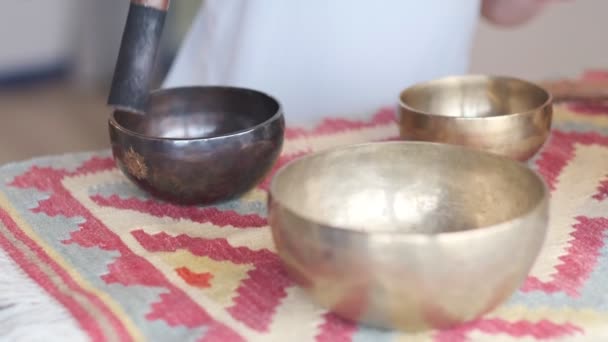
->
[[481, 0, 566, 26]]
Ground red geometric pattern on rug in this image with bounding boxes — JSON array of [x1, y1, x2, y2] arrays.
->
[[285, 108, 396, 139], [434, 319, 583, 342], [535, 131, 608, 191], [581, 70, 608, 81], [521, 131, 608, 296], [566, 70, 608, 115], [9, 158, 243, 341], [91, 194, 267, 228], [567, 102, 608, 116], [592, 177, 608, 201], [522, 216, 608, 296], [315, 314, 358, 342], [128, 229, 359, 339], [130, 229, 290, 332]]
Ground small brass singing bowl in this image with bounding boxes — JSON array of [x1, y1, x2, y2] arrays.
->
[[268, 142, 548, 332], [109, 86, 284, 205], [398, 75, 553, 161]]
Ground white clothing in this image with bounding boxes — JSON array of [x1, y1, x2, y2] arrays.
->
[[164, 0, 481, 125]]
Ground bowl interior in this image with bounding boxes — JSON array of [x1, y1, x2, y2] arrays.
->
[[400, 76, 550, 118], [114, 87, 280, 139], [272, 142, 546, 234]]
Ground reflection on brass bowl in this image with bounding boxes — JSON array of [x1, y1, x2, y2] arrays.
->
[[109, 86, 284, 205], [398, 75, 553, 161], [268, 142, 548, 331]]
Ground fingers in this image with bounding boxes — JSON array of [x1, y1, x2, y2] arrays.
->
[[131, 0, 170, 11]]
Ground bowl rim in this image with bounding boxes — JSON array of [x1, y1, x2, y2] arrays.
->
[[398, 74, 553, 120], [268, 141, 549, 241], [109, 85, 284, 142]]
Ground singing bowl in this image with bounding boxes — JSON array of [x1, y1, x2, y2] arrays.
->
[[268, 142, 548, 331], [109, 86, 284, 205], [398, 75, 553, 161]]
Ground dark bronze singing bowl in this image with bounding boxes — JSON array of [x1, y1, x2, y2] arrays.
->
[[109, 86, 285, 205], [399, 75, 553, 161], [268, 142, 548, 331]]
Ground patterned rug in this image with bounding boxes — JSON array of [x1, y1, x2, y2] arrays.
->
[[1, 83, 608, 341]]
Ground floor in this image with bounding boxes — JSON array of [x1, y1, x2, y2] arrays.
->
[[0, 82, 109, 165]]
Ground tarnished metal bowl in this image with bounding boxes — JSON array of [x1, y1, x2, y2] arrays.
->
[[399, 75, 553, 161], [268, 142, 548, 331], [109, 86, 284, 205]]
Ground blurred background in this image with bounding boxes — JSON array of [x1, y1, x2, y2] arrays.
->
[[0, 0, 605, 164]]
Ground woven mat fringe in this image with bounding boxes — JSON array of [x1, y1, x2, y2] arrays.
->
[[0, 247, 86, 342]]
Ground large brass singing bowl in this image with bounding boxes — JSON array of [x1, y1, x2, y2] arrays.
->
[[399, 75, 553, 161], [268, 142, 548, 331]]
